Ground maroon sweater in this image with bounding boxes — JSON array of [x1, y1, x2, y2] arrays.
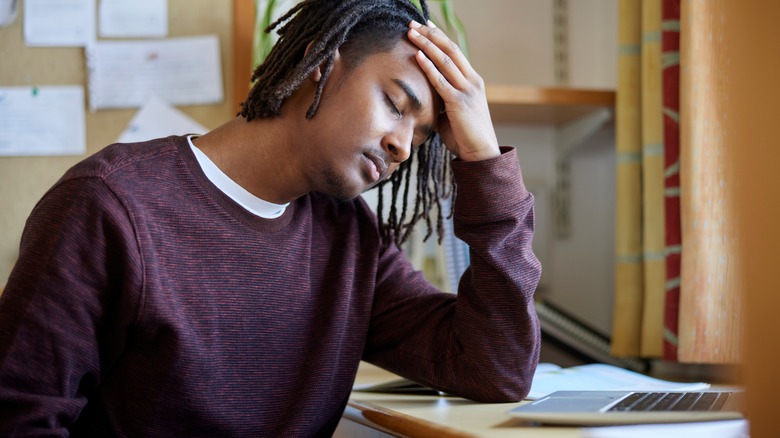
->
[[0, 135, 541, 437]]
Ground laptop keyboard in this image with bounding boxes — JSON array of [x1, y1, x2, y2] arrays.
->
[[608, 392, 733, 412]]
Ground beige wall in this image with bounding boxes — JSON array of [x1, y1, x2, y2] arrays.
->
[[452, 0, 617, 89], [0, 1, 234, 286], [452, 0, 555, 86]]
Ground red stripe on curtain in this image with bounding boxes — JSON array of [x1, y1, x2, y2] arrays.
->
[[662, 0, 681, 361]]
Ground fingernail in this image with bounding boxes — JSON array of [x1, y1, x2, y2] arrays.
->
[[410, 20, 422, 28], [427, 20, 437, 29], [410, 28, 420, 37]]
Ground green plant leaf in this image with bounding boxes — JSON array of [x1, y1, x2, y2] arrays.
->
[[431, 0, 469, 58], [252, 0, 280, 70]]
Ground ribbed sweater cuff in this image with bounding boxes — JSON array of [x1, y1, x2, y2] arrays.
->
[[450, 146, 528, 221]]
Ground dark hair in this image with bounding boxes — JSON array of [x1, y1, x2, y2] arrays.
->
[[239, 0, 454, 246]]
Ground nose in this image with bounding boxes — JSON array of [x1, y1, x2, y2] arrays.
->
[[382, 127, 413, 164]]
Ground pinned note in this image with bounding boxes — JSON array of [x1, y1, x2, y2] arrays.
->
[[118, 96, 208, 144], [99, 0, 168, 38], [0, 86, 86, 156], [24, 0, 96, 47], [86, 35, 223, 111]]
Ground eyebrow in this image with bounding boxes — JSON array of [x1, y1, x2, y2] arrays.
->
[[393, 78, 423, 112], [392, 78, 433, 141]]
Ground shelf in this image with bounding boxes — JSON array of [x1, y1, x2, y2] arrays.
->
[[486, 85, 615, 125], [484, 85, 616, 238]]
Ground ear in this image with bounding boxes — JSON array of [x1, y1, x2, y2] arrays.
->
[[305, 40, 341, 83]]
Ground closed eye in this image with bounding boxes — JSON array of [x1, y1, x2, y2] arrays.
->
[[384, 94, 402, 118]]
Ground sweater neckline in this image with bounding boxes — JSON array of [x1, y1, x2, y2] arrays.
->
[[174, 135, 297, 233]]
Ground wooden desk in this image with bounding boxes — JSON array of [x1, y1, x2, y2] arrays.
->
[[335, 363, 580, 437]]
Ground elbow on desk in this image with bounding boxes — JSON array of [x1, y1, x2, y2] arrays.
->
[[457, 379, 530, 403], [460, 344, 539, 403], [486, 375, 532, 403], [452, 364, 534, 403], [464, 334, 540, 403]]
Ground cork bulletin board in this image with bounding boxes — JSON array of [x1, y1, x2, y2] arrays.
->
[[0, 0, 236, 286]]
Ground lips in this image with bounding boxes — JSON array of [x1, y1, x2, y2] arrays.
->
[[363, 152, 388, 183]]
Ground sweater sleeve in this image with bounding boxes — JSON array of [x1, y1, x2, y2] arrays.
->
[[363, 147, 542, 402], [0, 177, 143, 435]]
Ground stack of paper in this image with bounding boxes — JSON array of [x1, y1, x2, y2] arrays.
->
[[527, 363, 710, 400], [581, 419, 749, 438]]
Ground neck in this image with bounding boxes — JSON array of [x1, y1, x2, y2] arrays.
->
[[192, 113, 308, 205], [194, 76, 322, 203]]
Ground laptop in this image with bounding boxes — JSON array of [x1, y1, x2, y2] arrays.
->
[[507, 389, 744, 425]]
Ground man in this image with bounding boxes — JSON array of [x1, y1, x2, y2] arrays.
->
[[0, 0, 541, 435]]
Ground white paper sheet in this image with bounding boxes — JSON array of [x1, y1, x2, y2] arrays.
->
[[24, 0, 96, 47], [528, 363, 710, 400], [0, 86, 86, 156], [99, 0, 167, 38], [86, 35, 223, 111], [118, 96, 207, 143], [581, 419, 749, 438]]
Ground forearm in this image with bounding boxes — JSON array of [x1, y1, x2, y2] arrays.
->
[[450, 190, 541, 400], [366, 147, 542, 402], [446, 147, 542, 400]]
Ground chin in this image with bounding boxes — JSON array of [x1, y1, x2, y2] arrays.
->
[[340, 183, 370, 201], [332, 194, 360, 204], [321, 170, 364, 202]]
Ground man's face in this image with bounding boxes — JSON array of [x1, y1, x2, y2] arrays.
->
[[295, 39, 442, 201]]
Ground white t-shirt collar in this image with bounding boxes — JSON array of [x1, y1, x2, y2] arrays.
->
[[188, 135, 289, 219]]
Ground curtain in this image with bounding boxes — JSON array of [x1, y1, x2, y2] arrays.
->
[[612, 0, 668, 359], [661, 0, 681, 362]]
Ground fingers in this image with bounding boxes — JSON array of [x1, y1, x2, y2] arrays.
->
[[407, 20, 476, 91], [406, 20, 500, 162], [413, 45, 453, 100]]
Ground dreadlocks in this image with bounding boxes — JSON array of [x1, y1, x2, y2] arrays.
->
[[239, 0, 455, 246]]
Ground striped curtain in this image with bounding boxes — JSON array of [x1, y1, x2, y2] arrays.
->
[[660, 0, 681, 362], [612, 0, 680, 360]]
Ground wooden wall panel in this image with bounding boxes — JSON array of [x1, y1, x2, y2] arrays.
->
[[233, 0, 254, 114], [677, 0, 742, 364], [724, 2, 780, 436]]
